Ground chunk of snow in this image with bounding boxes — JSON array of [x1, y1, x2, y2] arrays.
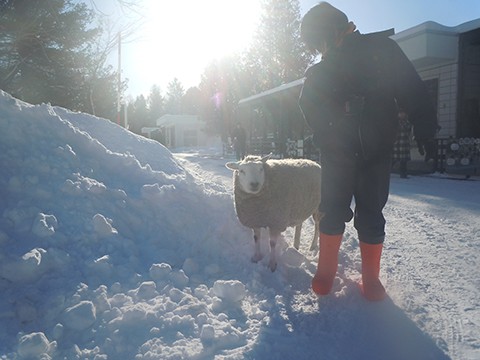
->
[[87, 255, 113, 278], [169, 270, 189, 288], [212, 280, 246, 303], [52, 323, 64, 340], [32, 213, 57, 237], [182, 258, 199, 276], [63, 301, 96, 331], [280, 247, 305, 267], [141, 183, 176, 200], [149, 263, 172, 281], [134, 281, 158, 300], [204, 263, 221, 276], [194, 285, 209, 299], [92, 213, 117, 236], [17, 332, 53, 358], [1, 248, 48, 282], [200, 324, 215, 344]]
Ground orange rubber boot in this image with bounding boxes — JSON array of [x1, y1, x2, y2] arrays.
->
[[312, 233, 342, 295], [359, 242, 386, 301]]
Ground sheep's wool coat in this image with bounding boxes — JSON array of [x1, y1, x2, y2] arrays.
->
[[233, 159, 321, 233]]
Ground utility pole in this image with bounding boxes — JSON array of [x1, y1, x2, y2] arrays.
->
[[117, 32, 122, 126]]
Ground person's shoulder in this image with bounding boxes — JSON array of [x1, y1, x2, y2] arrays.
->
[[344, 29, 392, 45], [345, 29, 399, 56], [364, 29, 395, 39], [304, 62, 323, 78]]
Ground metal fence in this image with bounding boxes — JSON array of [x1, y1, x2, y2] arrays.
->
[[436, 137, 480, 177]]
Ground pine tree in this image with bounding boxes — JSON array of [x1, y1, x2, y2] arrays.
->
[[182, 87, 202, 115], [128, 94, 149, 134], [0, 0, 119, 119], [165, 78, 185, 115], [246, 0, 313, 91], [148, 85, 164, 126]]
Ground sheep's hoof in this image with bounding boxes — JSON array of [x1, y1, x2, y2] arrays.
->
[[251, 254, 263, 263], [268, 261, 277, 272]]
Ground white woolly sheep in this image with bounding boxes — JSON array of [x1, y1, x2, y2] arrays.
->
[[225, 154, 322, 271]]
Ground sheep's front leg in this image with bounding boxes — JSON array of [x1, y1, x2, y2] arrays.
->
[[251, 228, 263, 263], [268, 229, 281, 272]]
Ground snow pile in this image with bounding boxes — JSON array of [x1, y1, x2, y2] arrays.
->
[[0, 90, 478, 359], [0, 90, 257, 359]]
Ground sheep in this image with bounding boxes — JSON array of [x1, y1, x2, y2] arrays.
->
[[225, 154, 322, 272]]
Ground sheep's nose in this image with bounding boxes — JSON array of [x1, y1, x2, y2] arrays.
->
[[250, 182, 260, 191]]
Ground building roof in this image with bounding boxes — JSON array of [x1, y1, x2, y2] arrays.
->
[[392, 18, 480, 40], [156, 114, 199, 127], [391, 18, 480, 68], [238, 78, 305, 107]]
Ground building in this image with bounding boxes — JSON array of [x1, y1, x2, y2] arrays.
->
[[392, 19, 480, 139], [238, 18, 480, 174], [142, 114, 213, 149]]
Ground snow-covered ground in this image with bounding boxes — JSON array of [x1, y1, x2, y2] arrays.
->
[[0, 90, 478, 359]]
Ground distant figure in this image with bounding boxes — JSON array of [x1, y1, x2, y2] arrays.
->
[[232, 123, 247, 160], [393, 110, 413, 178]]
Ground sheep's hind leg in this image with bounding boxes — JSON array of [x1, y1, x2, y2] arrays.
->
[[310, 210, 322, 251], [293, 224, 302, 250], [268, 229, 281, 272], [251, 228, 263, 263]]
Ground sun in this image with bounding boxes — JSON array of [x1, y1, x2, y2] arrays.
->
[[146, 0, 260, 58], [123, 0, 261, 94]]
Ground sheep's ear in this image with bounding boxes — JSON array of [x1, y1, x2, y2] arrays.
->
[[225, 161, 239, 170], [261, 153, 272, 163]]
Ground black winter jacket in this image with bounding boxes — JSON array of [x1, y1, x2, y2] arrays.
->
[[299, 30, 438, 159]]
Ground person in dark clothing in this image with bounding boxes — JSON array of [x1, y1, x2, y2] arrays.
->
[[299, 2, 438, 301], [393, 110, 413, 178], [232, 123, 247, 160]]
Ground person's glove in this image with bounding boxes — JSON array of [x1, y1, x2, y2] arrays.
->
[[416, 138, 436, 161], [416, 139, 426, 156]]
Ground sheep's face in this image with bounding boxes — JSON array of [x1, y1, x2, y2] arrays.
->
[[237, 161, 265, 194], [226, 158, 266, 194]]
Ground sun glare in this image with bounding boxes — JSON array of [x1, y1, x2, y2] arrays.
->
[[125, 0, 261, 94], [148, 0, 259, 57]]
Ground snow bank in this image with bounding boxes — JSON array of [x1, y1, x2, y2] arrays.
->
[[0, 90, 256, 359]]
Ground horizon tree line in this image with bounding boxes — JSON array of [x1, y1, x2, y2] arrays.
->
[[0, 0, 313, 140]]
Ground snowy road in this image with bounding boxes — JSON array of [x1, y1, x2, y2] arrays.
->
[[175, 150, 480, 360]]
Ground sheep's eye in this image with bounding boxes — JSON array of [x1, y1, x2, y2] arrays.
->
[[239, 170, 245, 174]]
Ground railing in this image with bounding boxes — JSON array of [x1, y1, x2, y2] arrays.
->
[[248, 137, 276, 156], [436, 137, 480, 176], [247, 137, 321, 161], [242, 136, 480, 178]]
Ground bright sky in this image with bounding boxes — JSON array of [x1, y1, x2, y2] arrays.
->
[[105, 0, 480, 98]]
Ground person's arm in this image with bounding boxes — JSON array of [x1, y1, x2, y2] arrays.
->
[[391, 40, 438, 153], [299, 64, 343, 135]]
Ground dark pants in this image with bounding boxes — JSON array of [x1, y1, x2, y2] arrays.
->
[[319, 151, 391, 244], [399, 159, 408, 178], [234, 143, 246, 160]]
